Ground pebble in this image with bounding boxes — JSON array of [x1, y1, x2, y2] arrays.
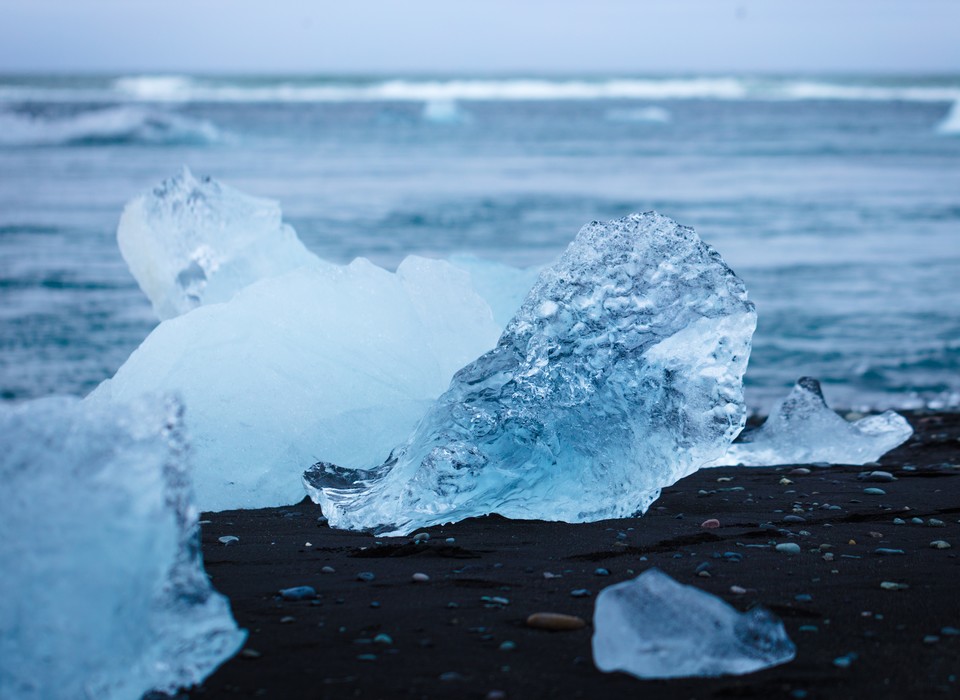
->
[[356, 572, 376, 582], [357, 654, 377, 662], [486, 691, 507, 700], [439, 672, 464, 682], [280, 616, 296, 623], [412, 572, 430, 583], [799, 625, 818, 632], [412, 532, 430, 543], [863, 487, 886, 495], [779, 478, 793, 485], [593, 568, 610, 576], [790, 467, 811, 475], [880, 581, 910, 591], [481, 596, 510, 606], [930, 540, 951, 549], [941, 627, 960, 636], [445, 537, 456, 544], [570, 589, 592, 598], [893, 518, 906, 525], [911, 517, 924, 525], [240, 648, 262, 659], [861, 470, 896, 482], [783, 515, 806, 523], [874, 548, 905, 556], [373, 633, 393, 645], [795, 594, 813, 603], [775, 543, 801, 555], [278, 586, 316, 601], [833, 653, 857, 668], [923, 635, 940, 645], [218, 535, 239, 545], [927, 518, 946, 527], [499, 641, 516, 651], [701, 518, 720, 529], [321, 566, 336, 574], [526, 612, 587, 630], [730, 585, 747, 594]]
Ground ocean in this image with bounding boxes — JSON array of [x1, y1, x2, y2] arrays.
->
[[1, 74, 958, 412]]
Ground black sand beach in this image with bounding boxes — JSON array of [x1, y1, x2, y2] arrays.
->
[[188, 412, 960, 699]]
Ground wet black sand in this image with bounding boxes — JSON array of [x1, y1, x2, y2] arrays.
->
[[188, 412, 960, 699]]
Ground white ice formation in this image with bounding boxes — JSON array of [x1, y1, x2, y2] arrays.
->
[[592, 569, 795, 678], [937, 100, 960, 134], [0, 396, 244, 700], [304, 213, 756, 535], [713, 377, 913, 467], [94, 170, 501, 511]]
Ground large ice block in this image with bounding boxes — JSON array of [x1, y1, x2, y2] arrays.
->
[[714, 377, 913, 466], [96, 173, 502, 511], [592, 569, 795, 678], [0, 396, 244, 700], [304, 213, 756, 534], [118, 168, 319, 320]]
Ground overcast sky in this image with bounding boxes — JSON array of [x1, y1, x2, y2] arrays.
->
[[2, 0, 959, 74]]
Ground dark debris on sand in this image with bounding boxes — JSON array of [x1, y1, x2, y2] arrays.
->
[[188, 412, 960, 699]]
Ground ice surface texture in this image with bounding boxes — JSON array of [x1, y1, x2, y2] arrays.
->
[[118, 167, 316, 320], [0, 396, 244, 700], [305, 213, 756, 535], [592, 569, 795, 678], [96, 171, 501, 511], [714, 377, 913, 466]]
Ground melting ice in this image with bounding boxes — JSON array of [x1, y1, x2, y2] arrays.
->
[[304, 213, 756, 535], [94, 170, 505, 511], [713, 377, 913, 467], [0, 396, 244, 700], [592, 569, 795, 678]]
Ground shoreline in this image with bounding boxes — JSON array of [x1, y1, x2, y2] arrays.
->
[[188, 411, 960, 699]]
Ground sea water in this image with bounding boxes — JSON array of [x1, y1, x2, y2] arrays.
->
[[1, 74, 958, 411]]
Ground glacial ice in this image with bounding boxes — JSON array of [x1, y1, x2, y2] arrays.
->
[[713, 377, 913, 466], [118, 167, 319, 320], [96, 171, 502, 510], [304, 212, 757, 535], [937, 100, 960, 134], [592, 569, 795, 678], [0, 396, 244, 700]]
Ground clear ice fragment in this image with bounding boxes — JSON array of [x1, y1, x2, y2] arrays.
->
[[0, 396, 245, 700], [304, 213, 756, 535], [118, 167, 319, 320], [592, 569, 795, 678], [713, 377, 913, 466]]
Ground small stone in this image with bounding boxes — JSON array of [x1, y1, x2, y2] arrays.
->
[[543, 571, 560, 579], [868, 531, 883, 539], [525, 612, 587, 630], [893, 518, 906, 525], [833, 653, 857, 668], [412, 572, 430, 582], [321, 566, 336, 574], [822, 552, 835, 561], [481, 596, 510, 606], [940, 627, 960, 636], [880, 581, 910, 591], [776, 543, 801, 555], [863, 488, 886, 495], [593, 568, 610, 576], [860, 470, 896, 482], [278, 586, 316, 601], [779, 478, 793, 485], [927, 518, 946, 527], [923, 635, 940, 645], [874, 548, 905, 556], [911, 517, 924, 525], [439, 672, 464, 682], [570, 589, 592, 598], [799, 625, 818, 633], [783, 515, 806, 523], [240, 648, 261, 659], [700, 518, 720, 529], [280, 616, 296, 624], [795, 594, 813, 603], [316, 515, 328, 525], [445, 537, 456, 544], [357, 572, 376, 582], [412, 532, 430, 543], [373, 633, 393, 645], [790, 467, 811, 475], [357, 653, 377, 662], [697, 570, 711, 578], [218, 535, 239, 545], [930, 540, 951, 549], [486, 692, 507, 700], [499, 641, 516, 651], [729, 585, 747, 594]]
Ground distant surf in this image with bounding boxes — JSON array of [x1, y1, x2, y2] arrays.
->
[[2, 75, 959, 105], [0, 106, 225, 147]]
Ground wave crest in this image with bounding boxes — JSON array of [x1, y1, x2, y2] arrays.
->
[[0, 106, 224, 147]]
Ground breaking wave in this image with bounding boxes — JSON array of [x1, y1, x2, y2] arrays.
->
[[0, 106, 225, 146], [3, 75, 960, 105]]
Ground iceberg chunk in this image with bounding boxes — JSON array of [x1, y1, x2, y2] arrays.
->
[[304, 213, 756, 535], [0, 396, 244, 700], [714, 377, 913, 466], [118, 167, 319, 320], [592, 569, 795, 678], [96, 174, 502, 511]]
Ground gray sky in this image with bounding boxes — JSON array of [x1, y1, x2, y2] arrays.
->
[[2, 0, 959, 74]]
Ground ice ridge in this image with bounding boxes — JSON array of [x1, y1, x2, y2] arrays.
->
[[304, 212, 757, 535]]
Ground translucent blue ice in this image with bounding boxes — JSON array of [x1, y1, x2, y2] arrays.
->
[[592, 569, 795, 678], [0, 396, 244, 700], [304, 213, 757, 534]]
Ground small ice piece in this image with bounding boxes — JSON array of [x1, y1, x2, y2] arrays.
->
[[592, 569, 795, 678], [94, 174, 502, 511], [118, 167, 319, 320], [713, 377, 913, 467], [0, 396, 244, 700], [304, 212, 756, 535]]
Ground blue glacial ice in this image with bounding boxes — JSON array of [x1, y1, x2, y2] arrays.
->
[[93, 171, 502, 511], [0, 396, 244, 700], [304, 212, 757, 535], [712, 377, 913, 467], [592, 569, 795, 678]]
